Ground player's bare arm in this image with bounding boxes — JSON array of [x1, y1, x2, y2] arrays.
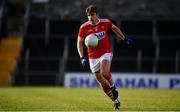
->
[[77, 36, 84, 58], [111, 24, 125, 40]]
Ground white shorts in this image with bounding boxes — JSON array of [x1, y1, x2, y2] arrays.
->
[[89, 53, 113, 73]]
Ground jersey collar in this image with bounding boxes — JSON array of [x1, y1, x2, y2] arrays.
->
[[89, 19, 100, 26]]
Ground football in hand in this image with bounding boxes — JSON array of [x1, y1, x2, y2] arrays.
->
[[85, 34, 98, 48]]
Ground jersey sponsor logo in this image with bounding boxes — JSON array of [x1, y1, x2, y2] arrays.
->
[[94, 31, 105, 40]]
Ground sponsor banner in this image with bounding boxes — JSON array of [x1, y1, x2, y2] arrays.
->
[[64, 73, 180, 89]]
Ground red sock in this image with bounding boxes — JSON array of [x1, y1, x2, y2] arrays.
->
[[100, 82, 115, 101]]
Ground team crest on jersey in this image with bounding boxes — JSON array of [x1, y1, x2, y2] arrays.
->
[[94, 31, 105, 40], [101, 26, 105, 30]]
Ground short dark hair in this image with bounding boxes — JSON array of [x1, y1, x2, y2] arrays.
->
[[85, 5, 98, 15]]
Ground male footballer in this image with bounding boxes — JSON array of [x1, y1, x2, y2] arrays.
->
[[77, 4, 133, 110]]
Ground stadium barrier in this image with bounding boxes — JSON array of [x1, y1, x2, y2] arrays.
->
[[65, 73, 180, 89]]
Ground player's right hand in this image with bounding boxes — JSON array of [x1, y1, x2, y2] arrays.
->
[[80, 57, 87, 67]]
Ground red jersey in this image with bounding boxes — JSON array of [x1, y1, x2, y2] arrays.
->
[[78, 18, 112, 59]]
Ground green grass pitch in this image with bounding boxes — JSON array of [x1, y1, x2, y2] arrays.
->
[[0, 87, 180, 111]]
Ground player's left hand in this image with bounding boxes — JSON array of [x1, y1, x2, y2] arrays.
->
[[124, 37, 134, 45], [80, 57, 87, 68]]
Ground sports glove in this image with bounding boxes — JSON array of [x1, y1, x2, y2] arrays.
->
[[80, 57, 87, 67], [124, 37, 134, 45]]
